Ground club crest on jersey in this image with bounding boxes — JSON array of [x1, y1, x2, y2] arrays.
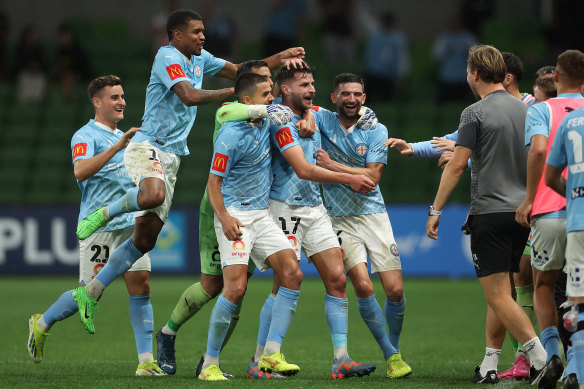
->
[[390, 243, 399, 257], [73, 143, 87, 159], [195, 65, 202, 77], [212, 152, 229, 173], [166, 64, 185, 80], [356, 143, 368, 156], [275, 127, 294, 148]]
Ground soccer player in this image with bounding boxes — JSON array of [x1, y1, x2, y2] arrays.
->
[[156, 60, 295, 378], [259, 64, 377, 379], [70, 10, 306, 333], [515, 49, 584, 383], [198, 72, 302, 381], [545, 105, 584, 389], [315, 73, 412, 378], [533, 76, 557, 104], [27, 75, 165, 376], [425, 44, 551, 386]]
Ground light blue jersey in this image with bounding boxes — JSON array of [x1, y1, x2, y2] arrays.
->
[[548, 107, 584, 232], [71, 120, 134, 232], [318, 108, 388, 216], [411, 130, 458, 158], [525, 93, 584, 145], [210, 119, 272, 210], [134, 46, 226, 156], [269, 112, 322, 206]]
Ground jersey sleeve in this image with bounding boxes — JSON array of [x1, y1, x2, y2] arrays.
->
[[547, 122, 568, 168], [216, 102, 250, 126], [367, 124, 389, 164], [153, 47, 190, 90], [71, 131, 95, 164], [525, 103, 550, 147], [200, 49, 227, 78], [312, 106, 336, 138], [270, 123, 300, 154], [411, 130, 458, 158], [210, 126, 238, 178], [455, 105, 480, 149]]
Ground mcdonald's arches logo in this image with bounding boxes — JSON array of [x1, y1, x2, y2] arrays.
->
[[73, 143, 87, 159], [212, 152, 229, 173], [166, 64, 186, 81], [275, 127, 294, 148], [232, 240, 245, 250]]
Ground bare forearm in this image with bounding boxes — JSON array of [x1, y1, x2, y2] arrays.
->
[[525, 150, 546, 201], [74, 147, 120, 181], [433, 163, 465, 210], [186, 88, 235, 106], [207, 178, 228, 220]]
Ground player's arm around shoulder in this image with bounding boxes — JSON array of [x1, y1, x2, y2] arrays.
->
[[72, 127, 138, 182]]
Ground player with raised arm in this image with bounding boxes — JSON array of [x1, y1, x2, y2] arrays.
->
[[546, 105, 584, 389], [198, 72, 302, 381], [515, 49, 584, 385], [256, 64, 377, 379], [315, 73, 412, 378], [70, 10, 306, 334], [156, 60, 294, 378], [27, 75, 165, 376]]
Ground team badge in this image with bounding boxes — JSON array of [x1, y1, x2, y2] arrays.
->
[[390, 243, 399, 257], [195, 65, 202, 77], [73, 143, 87, 159], [166, 64, 185, 80], [212, 152, 229, 173], [275, 127, 294, 148], [356, 143, 368, 156]]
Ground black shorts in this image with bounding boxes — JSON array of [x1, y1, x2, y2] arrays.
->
[[469, 212, 530, 278]]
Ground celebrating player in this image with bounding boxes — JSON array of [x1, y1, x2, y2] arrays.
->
[[27, 75, 165, 376]]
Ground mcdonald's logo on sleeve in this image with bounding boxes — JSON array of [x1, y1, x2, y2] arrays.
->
[[212, 152, 229, 173], [166, 64, 186, 80], [72, 143, 87, 159], [275, 127, 294, 148]]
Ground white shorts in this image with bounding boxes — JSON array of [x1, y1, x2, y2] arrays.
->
[[530, 217, 567, 271], [566, 231, 584, 297], [268, 199, 340, 260], [331, 212, 402, 274], [124, 140, 180, 223], [214, 207, 293, 272], [78, 226, 151, 284]]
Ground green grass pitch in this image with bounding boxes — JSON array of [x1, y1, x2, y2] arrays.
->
[[3, 276, 526, 388]]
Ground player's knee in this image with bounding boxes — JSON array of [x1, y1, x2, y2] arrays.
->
[[280, 266, 303, 290], [133, 235, 157, 253], [385, 285, 404, 302], [204, 282, 223, 298], [327, 273, 346, 296], [353, 278, 374, 297]]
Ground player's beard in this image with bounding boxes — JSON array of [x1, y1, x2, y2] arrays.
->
[[290, 92, 312, 113], [338, 103, 361, 123]]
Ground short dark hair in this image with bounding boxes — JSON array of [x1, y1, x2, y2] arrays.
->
[[234, 73, 268, 102], [333, 73, 364, 92], [502, 52, 524, 83], [88, 75, 121, 99], [467, 45, 506, 84], [167, 10, 202, 41], [275, 64, 314, 86], [535, 65, 556, 79], [236, 60, 269, 79], [534, 76, 557, 100], [557, 50, 584, 87]]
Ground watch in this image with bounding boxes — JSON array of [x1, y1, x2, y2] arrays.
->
[[428, 205, 442, 216]]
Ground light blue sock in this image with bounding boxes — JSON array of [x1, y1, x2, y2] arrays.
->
[[129, 294, 153, 355], [95, 238, 143, 287], [566, 346, 577, 377], [266, 287, 300, 343], [43, 290, 78, 326], [540, 325, 560, 362], [358, 294, 397, 359], [572, 329, 584, 383], [325, 294, 348, 349], [205, 295, 237, 358], [257, 294, 275, 347], [108, 187, 141, 218], [385, 297, 406, 352]]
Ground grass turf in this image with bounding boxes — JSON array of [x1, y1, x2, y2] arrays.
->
[[3, 276, 524, 388]]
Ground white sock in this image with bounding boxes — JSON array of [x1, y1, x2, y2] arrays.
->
[[37, 315, 51, 332], [516, 347, 529, 361], [479, 347, 501, 376], [253, 345, 264, 362], [263, 340, 281, 356], [202, 354, 219, 369], [138, 352, 153, 365], [161, 324, 177, 336], [86, 278, 105, 300], [524, 337, 547, 370], [334, 347, 348, 360]]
